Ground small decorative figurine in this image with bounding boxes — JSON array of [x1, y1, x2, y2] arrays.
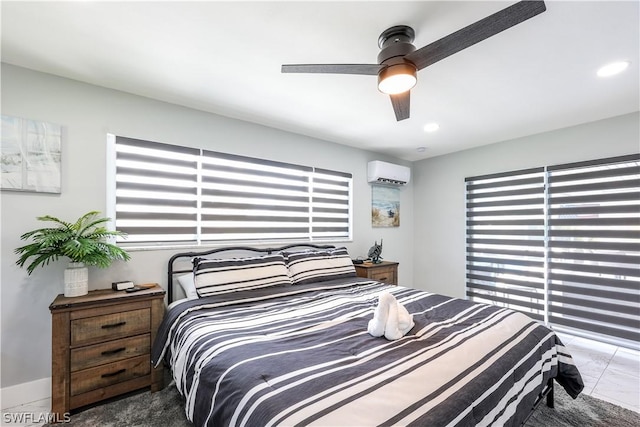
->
[[368, 239, 383, 264]]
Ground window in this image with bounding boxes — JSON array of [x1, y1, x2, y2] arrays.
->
[[465, 167, 547, 322], [466, 154, 639, 348], [546, 156, 639, 344], [108, 136, 352, 247]]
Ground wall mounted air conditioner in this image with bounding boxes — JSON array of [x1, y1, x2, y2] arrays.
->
[[367, 161, 411, 185]]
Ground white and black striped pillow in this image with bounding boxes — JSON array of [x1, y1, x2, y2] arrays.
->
[[286, 247, 356, 285], [193, 254, 292, 297]]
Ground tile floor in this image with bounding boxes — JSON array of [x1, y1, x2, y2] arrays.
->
[[1, 397, 51, 427], [2, 335, 638, 426], [556, 333, 640, 413]]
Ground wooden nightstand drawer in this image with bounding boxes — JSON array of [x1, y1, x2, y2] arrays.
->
[[369, 267, 396, 283], [70, 354, 150, 396], [71, 309, 150, 346], [70, 334, 151, 372], [354, 261, 399, 285]]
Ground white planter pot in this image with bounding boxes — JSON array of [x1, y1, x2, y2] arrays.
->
[[64, 262, 89, 297]]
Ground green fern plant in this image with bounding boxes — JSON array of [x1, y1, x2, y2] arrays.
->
[[15, 211, 130, 275]]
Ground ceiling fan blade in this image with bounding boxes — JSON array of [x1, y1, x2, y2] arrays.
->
[[281, 64, 383, 75], [406, 1, 546, 71], [390, 91, 410, 121]]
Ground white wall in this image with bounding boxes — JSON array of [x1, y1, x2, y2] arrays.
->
[[412, 112, 639, 298], [0, 64, 414, 388]]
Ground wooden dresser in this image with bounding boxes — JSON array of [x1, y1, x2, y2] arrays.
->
[[354, 261, 399, 285], [49, 285, 165, 417]]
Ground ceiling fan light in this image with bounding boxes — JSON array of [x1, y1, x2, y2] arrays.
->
[[423, 122, 440, 132], [378, 63, 417, 95], [597, 61, 630, 77]]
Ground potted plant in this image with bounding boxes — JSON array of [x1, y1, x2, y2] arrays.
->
[[15, 211, 130, 297]]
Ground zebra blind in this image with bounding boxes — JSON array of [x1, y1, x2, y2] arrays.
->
[[466, 153, 640, 347], [114, 137, 200, 244], [465, 167, 547, 322], [311, 168, 352, 240], [547, 154, 640, 344], [111, 136, 352, 246], [200, 150, 313, 242]]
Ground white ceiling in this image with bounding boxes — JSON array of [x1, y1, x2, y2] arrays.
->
[[1, 1, 638, 161]]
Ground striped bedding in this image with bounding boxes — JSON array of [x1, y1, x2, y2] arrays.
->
[[152, 278, 583, 427]]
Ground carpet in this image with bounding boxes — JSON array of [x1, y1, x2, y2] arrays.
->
[[48, 382, 640, 427], [524, 388, 640, 427]]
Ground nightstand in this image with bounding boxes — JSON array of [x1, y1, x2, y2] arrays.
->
[[49, 285, 165, 417], [354, 261, 399, 285]]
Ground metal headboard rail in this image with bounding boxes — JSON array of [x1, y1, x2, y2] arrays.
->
[[167, 243, 336, 302]]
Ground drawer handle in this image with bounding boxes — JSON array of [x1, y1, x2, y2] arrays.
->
[[379, 277, 388, 281], [101, 347, 126, 356], [101, 369, 126, 378], [101, 321, 126, 329]]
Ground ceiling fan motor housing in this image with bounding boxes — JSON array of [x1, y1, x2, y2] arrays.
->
[[377, 25, 417, 67], [377, 25, 418, 94]]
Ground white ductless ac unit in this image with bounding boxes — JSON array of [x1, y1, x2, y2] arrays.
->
[[367, 161, 411, 185]]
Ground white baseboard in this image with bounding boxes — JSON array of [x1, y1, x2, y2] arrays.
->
[[1, 377, 51, 410]]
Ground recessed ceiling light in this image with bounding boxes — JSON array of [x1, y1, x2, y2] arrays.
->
[[423, 122, 440, 132], [597, 61, 630, 78]]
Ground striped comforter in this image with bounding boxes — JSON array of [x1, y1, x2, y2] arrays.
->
[[152, 278, 583, 427]]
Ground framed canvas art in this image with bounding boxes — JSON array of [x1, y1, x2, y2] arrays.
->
[[1, 115, 62, 193], [371, 184, 400, 227]]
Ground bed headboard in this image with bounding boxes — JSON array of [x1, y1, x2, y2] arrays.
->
[[167, 243, 336, 302]]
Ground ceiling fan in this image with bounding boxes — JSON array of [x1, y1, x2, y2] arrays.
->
[[282, 1, 546, 121]]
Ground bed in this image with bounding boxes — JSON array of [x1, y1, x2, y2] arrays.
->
[[151, 244, 584, 427]]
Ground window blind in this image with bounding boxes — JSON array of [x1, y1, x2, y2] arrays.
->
[[111, 136, 352, 246], [200, 150, 313, 242], [466, 153, 640, 348], [547, 154, 640, 344], [465, 167, 547, 322], [311, 168, 352, 240], [114, 137, 200, 244]]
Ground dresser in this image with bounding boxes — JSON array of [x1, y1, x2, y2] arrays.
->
[[49, 285, 165, 417], [354, 261, 399, 285]]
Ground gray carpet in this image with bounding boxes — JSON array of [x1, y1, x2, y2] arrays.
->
[[48, 382, 640, 427], [524, 388, 640, 427]]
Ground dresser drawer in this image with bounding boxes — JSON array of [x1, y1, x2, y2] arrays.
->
[[70, 334, 151, 372], [369, 267, 396, 283], [71, 309, 150, 346], [354, 261, 398, 285], [70, 354, 150, 396]]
